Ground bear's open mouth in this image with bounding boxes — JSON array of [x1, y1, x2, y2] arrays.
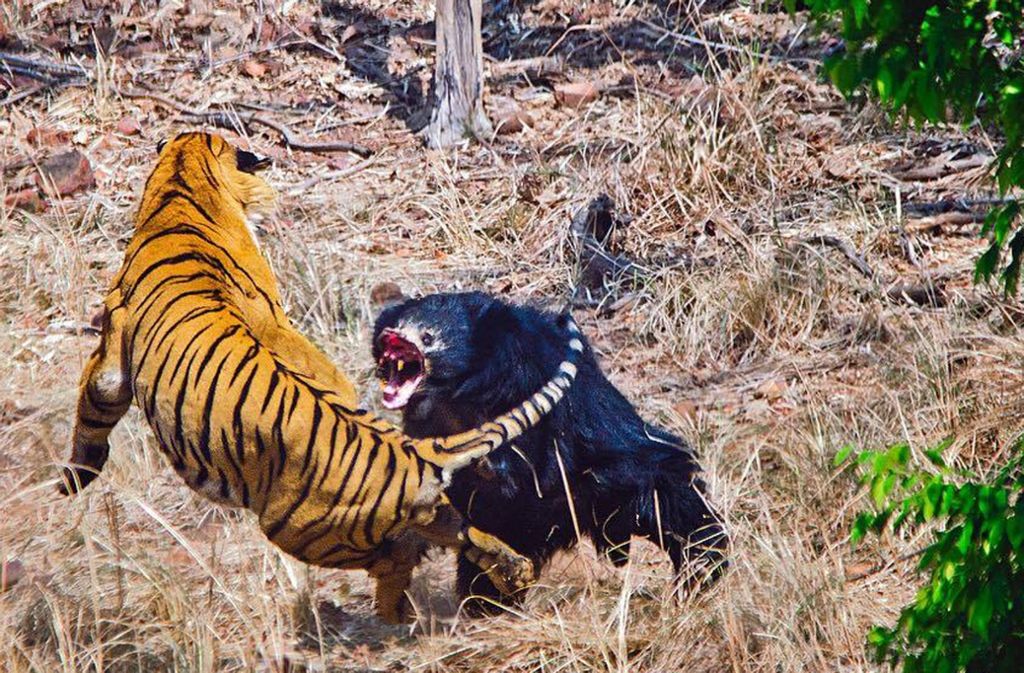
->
[[376, 329, 425, 410]]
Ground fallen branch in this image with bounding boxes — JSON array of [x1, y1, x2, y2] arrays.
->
[[284, 154, 379, 195], [0, 51, 87, 80], [893, 154, 990, 182], [796, 234, 948, 307], [886, 281, 946, 308], [797, 234, 876, 280], [248, 115, 372, 157], [893, 224, 921, 267], [1, 156, 33, 173], [903, 196, 1012, 216], [0, 52, 85, 105], [488, 55, 565, 77], [119, 89, 373, 158], [0, 52, 372, 157], [906, 211, 987, 234], [846, 547, 928, 583], [637, 19, 818, 65], [0, 82, 50, 108]]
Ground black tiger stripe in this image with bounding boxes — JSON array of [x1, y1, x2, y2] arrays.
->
[[232, 364, 259, 466], [77, 415, 114, 430], [219, 427, 244, 487], [315, 414, 341, 493], [260, 370, 280, 414], [271, 386, 289, 480], [361, 447, 397, 546], [197, 333, 240, 463], [300, 401, 322, 476]]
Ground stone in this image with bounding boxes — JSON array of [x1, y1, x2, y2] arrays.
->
[[554, 81, 600, 109], [35, 150, 95, 197]]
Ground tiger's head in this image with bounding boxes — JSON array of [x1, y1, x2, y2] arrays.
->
[[153, 132, 277, 217]]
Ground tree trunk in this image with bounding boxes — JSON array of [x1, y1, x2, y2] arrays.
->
[[423, 0, 492, 148]]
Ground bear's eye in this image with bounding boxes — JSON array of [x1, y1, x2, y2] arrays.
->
[[422, 332, 434, 347]]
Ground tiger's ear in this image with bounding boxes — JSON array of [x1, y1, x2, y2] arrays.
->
[[156, 138, 167, 154], [236, 149, 271, 173]]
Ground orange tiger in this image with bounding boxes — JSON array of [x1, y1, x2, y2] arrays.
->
[[59, 132, 583, 622]]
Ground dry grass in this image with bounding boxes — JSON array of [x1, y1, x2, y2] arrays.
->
[[2, 1, 1023, 671]]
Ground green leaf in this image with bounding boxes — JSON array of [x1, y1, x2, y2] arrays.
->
[[956, 522, 974, 554], [851, 512, 871, 543], [830, 57, 862, 96], [876, 64, 894, 101], [850, 0, 868, 29], [923, 481, 944, 521], [916, 75, 943, 122], [923, 448, 946, 467], [1007, 516, 1024, 550], [1002, 225, 1024, 296], [835, 444, 855, 466], [987, 518, 1005, 551], [871, 475, 888, 509], [975, 243, 1001, 283], [968, 585, 993, 638]]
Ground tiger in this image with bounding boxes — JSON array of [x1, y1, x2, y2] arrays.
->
[[58, 131, 583, 623]]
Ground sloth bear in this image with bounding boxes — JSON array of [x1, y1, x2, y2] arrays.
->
[[373, 291, 727, 609]]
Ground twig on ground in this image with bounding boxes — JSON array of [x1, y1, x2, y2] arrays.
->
[[202, 38, 308, 71], [906, 211, 987, 234], [894, 225, 922, 267], [797, 234, 948, 307], [0, 82, 50, 108], [284, 155, 379, 195], [119, 89, 373, 158], [845, 547, 928, 582], [1, 156, 33, 173], [892, 154, 991, 182], [797, 234, 876, 280], [637, 19, 818, 64], [0, 52, 86, 104], [0, 52, 372, 157], [248, 115, 372, 157], [903, 196, 1013, 216], [886, 281, 946, 308], [0, 51, 88, 79], [488, 55, 565, 76]]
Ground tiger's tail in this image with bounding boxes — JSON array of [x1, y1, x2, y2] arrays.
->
[[409, 313, 583, 471]]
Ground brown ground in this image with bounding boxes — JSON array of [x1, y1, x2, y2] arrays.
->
[[2, 1, 1022, 671]]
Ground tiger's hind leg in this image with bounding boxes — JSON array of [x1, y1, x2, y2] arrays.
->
[[367, 540, 423, 624], [59, 307, 131, 495]]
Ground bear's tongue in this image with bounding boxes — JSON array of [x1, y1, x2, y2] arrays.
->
[[381, 368, 422, 409]]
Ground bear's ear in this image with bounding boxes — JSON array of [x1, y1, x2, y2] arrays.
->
[[370, 282, 407, 308], [236, 148, 271, 173]]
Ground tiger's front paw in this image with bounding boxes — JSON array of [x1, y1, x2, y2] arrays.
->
[[464, 527, 536, 596], [484, 551, 535, 596]]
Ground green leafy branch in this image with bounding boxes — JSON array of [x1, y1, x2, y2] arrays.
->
[[836, 438, 1024, 672], [795, 0, 1024, 294]]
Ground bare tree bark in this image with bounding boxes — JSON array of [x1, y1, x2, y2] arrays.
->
[[423, 0, 492, 148]]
